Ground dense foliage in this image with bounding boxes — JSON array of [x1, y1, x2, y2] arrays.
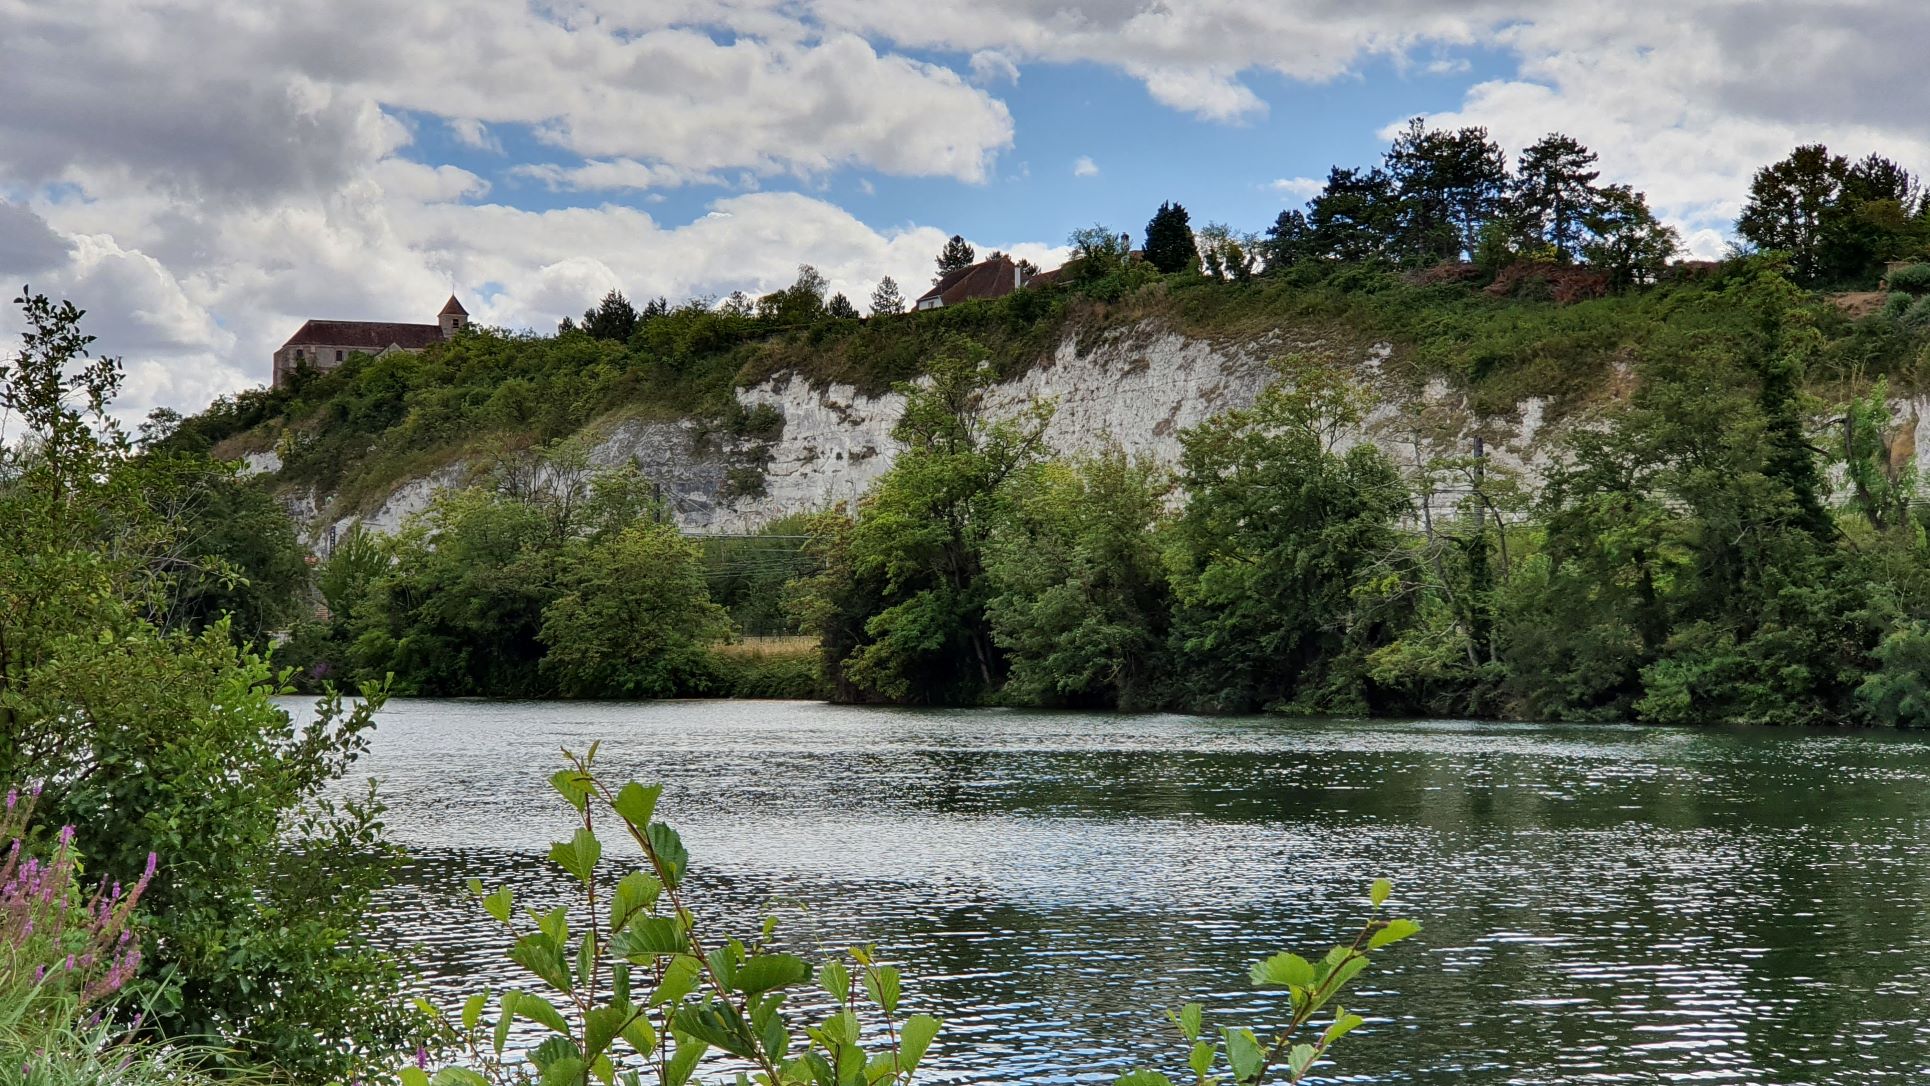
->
[[0, 291, 410, 1079], [790, 261, 1930, 725]]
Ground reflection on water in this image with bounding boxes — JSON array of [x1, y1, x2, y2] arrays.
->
[[299, 698, 1930, 1084]]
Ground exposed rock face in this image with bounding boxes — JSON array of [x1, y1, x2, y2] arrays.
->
[[285, 319, 1576, 542]]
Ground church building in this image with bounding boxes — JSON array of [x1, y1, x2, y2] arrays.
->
[[272, 296, 469, 388]]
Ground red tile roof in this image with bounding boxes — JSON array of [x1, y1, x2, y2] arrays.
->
[[916, 255, 1025, 306], [439, 295, 468, 316], [279, 320, 446, 352]]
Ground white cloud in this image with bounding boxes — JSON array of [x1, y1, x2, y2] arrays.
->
[[512, 160, 720, 192], [1073, 156, 1100, 178], [1268, 176, 1324, 201], [969, 50, 1020, 85]]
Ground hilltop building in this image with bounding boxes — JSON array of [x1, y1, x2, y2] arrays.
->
[[272, 296, 469, 388], [915, 254, 1034, 310]]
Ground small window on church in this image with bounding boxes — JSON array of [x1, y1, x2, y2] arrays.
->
[[294, 349, 304, 360], [335, 350, 344, 362]]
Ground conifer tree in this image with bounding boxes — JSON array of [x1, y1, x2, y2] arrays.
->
[[870, 275, 905, 315], [1143, 201, 1199, 274], [826, 292, 861, 319], [935, 235, 976, 281], [1514, 134, 1603, 261]]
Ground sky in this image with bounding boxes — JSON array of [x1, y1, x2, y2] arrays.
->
[[4, 0, 1930, 425]]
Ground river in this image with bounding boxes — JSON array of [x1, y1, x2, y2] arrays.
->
[[308, 697, 1930, 1084]]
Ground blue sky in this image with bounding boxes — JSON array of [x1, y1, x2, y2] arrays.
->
[[416, 47, 1520, 262]]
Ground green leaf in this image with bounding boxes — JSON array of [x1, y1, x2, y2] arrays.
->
[[540, 1057, 587, 1086], [1286, 1043, 1317, 1080], [550, 826, 603, 885], [620, 1012, 657, 1056], [1169, 1002, 1203, 1042], [431, 1070, 489, 1086], [1222, 1028, 1264, 1085], [510, 933, 573, 993], [820, 958, 851, 1005], [536, 906, 570, 946], [610, 871, 662, 932], [1113, 1072, 1176, 1086], [649, 954, 703, 1007], [1250, 951, 1316, 989], [613, 782, 663, 830], [899, 1014, 940, 1073], [664, 1034, 708, 1086], [674, 1001, 762, 1060], [551, 769, 592, 812], [1370, 878, 1392, 908], [512, 991, 572, 1034], [1321, 1011, 1365, 1046], [861, 964, 900, 1015], [735, 953, 811, 995], [1367, 918, 1421, 950], [1187, 1040, 1216, 1079], [614, 915, 687, 961], [647, 822, 689, 889], [585, 1005, 633, 1060], [461, 992, 487, 1033], [473, 883, 512, 924], [493, 997, 515, 1055], [401, 1069, 431, 1086]]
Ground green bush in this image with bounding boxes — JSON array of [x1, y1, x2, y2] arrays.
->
[[1887, 263, 1930, 292], [1902, 294, 1930, 328]]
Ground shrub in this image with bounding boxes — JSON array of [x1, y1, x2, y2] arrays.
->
[[0, 787, 230, 1086], [1886, 263, 1930, 292], [1903, 294, 1930, 328], [1882, 291, 1912, 318]]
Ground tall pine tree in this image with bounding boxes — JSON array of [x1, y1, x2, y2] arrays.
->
[[935, 235, 976, 281]]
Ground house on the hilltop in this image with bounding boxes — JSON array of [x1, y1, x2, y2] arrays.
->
[[272, 295, 469, 388], [915, 254, 1036, 310]]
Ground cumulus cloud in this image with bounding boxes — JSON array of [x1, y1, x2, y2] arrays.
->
[[1073, 156, 1100, 178], [0, 201, 71, 276], [11, 0, 1930, 429], [1268, 177, 1324, 201]]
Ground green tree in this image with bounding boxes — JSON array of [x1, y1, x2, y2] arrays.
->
[[582, 289, 642, 340], [1383, 117, 1510, 263], [1197, 222, 1258, 281], [1737, 144, 1848, 283], [1581, 184, 1680, 290], [758, 265, 829, 324], [825, 292, 861, 319], [985, 447, 1173, 708], [870, 275, 905, 315], [0, 290, 409, 1078], [1305, 167, 1401, 263], [1263, 209, 1311, 270], [1514, 133, 1603, 261], [803, 337, 1050, 703], [935, 234, 976, 279], [1168, 361, 1411, 712], [539, 522, 731, 697], [1142, 201, 1200, 274]]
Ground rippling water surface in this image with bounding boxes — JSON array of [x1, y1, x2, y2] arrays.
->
[[304, 698, 1930, 1084]]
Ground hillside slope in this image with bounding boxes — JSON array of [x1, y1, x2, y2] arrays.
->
[[169, 262, 1926, 541]]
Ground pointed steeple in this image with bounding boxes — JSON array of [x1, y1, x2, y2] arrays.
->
[[438, 294, 469, 337]]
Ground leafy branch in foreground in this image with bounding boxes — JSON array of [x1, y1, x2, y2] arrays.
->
[[1114, 879, 1419, 1086], [405, 745, 941, 1086]]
